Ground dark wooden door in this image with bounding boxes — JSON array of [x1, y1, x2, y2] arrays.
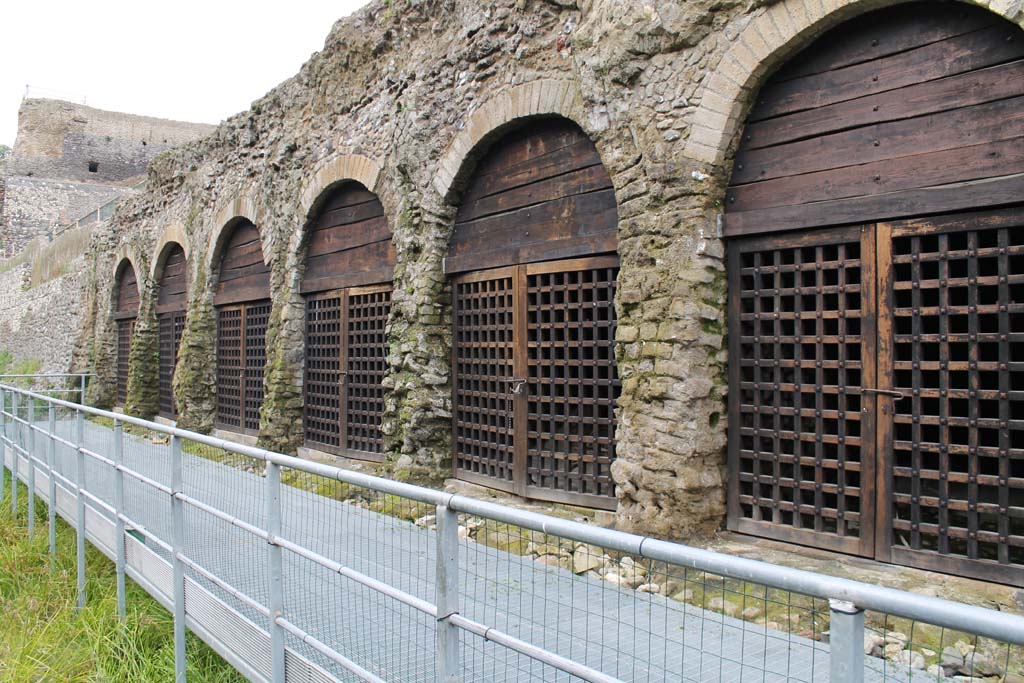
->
[[300, 182, 394, 460], [447, 118, 620, 508], [453, 256, 620, 509], [876, 208, 1024, 585], [158, 312, 185, 418], [156, 245, 187, 418], [727, 226, 878, 556], [214, 222, 270, 434], [215, 301, 270, 435], [304, 285, 391, 460], [116, 318, 135, 406], [113, 261, 139, 406], [728, 210, 1024, 584]]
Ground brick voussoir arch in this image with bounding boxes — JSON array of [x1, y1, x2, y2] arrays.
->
[[683, 0, 1024, 166], [433, 79, 588, 202], [204, 192, 271, 281], [112, 246, 146, 305], [149, 222, 191, 281], [287, 153, 385, 269]]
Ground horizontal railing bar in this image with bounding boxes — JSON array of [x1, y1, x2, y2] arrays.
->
[[175, 492, 269, 541], [174, 552, 270, 618], [116, 513, 175, 554], [0, 373, 92, 378], [5, 383, 1024, 647], [117, 465, 173, 496], [272, 534, 438, 616], [276, 616, 387, 683], [80, 488, 116, 517], [447, 613, 625, 683]]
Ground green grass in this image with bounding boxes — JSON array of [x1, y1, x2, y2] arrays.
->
[[0, 472, 246, 683]]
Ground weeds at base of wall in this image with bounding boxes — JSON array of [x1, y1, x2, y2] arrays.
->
[[0, 348, 43, 385], [0, 471, 245, 683]]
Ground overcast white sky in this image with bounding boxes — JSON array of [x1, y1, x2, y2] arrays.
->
[[0, 0, 372, 147]]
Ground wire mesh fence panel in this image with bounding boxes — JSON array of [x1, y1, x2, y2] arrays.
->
[[3, 385, 1024, 683], [179, 438, 269, 627], [278, 467, 436, 681]]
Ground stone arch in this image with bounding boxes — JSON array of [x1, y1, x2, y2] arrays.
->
[[433, 79, 589, 202], [682, 0, 1024, 166], [149, 223, 191, 280], [287, 153, 385, 269], [205, 193, 271, 281], [112, 247, 145, 295]]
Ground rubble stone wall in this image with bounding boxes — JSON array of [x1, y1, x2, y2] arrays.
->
[[68, 0, 1024, 541]]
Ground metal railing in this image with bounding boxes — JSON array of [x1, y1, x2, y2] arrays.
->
[[0, 373, 90, 404], [1, 382, 1022, 683]]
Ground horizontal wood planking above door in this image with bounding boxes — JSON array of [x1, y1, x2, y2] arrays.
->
[[724, 4, 1024, 238]]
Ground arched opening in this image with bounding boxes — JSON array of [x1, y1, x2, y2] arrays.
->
[[723, 1, 1024, 584], [113, 259, 140, 406], [300, 181, 394, 460], [447, 117, 620, 509], [155, 243, 187, 419], [214, 220, 271, 436]]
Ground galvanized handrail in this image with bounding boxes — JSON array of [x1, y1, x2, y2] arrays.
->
[[2, 381, 1023, 683], [0, 374, 91, 405]]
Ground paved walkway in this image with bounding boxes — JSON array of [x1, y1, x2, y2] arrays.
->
[[11, 417, 923, 683]]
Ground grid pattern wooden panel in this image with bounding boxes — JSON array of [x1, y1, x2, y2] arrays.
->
[[304, 295, 343, 450], [216, 307, 243, 429], [345, 288, 390, 454], [728, 227, 874, 555], [158, 312, 185, 418], [116, 318, 135, 405], [525, 262, 619, 505], [881, 213, 1024, 582], [243, 302, 271, 433], [453, 270, 516, 488]]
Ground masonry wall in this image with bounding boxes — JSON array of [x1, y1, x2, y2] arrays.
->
[[0, 100, 215, 254], [0, 256, 90, 375], [68, 0, 1024, 542]]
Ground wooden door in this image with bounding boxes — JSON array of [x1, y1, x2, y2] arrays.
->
[[113, 261, 139, 406], [300, 182, 394, 460], [447, 118, 621, 508], [156, 245, 187, 418], [727, 226, 878, 556], [876, 208, 1024, 585], [453, 257, 620, 509], [158, 312, 185, 417], [303, 285, 391, 460], [727, 210, 1024, 584], [216, 306, 244, 430], [116, 318, 135, 406]]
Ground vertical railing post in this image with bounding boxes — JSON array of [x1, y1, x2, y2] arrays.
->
[[27, 398, 35, 537], [0, 388, 7, 504], [113, 419, 126, 620], [47, 403, 56, 562], [435, 503, 461, 683], [11, 392, 19, 516], [171, 434, 186, 683], [75, 409, 86, 610], [266, 460, 285, 683], [80, 373, 87, 405], [829, 599, 865, 683]]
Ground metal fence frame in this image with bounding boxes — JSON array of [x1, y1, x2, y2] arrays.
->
[[1, 382, 1023, 683], [0, 373, 90, 404]]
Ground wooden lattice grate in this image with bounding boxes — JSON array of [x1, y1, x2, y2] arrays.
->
[[728, 227, 873, 555]]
